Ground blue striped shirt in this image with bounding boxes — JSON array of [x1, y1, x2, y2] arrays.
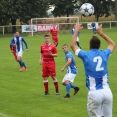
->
[[75, 48, 111, 91], [66, 51, 77, 74], [10, 36, 28, 52]]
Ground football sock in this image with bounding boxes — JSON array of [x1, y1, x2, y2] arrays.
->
[[70, 83, 75, 88], [66, 83, 71, 95], [18, 60, 23, 67], [18, 61, 22, 67], [53, 80, 59, 91], [44, 80, 48, 92], [22, 61, 27, 68]]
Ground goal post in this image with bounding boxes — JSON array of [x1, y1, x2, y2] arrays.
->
[[30, 17, 79, 36]]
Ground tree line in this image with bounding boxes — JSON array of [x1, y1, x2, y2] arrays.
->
[[0, 0, 116, 32]]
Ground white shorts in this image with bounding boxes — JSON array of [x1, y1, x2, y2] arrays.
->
[[76, 37, 79, 42], [16, 51, 23, 57], [87, 88, 113, 117], [62, 73, 76, 83]]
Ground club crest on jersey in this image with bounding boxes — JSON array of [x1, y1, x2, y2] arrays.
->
[[49, 47, 52, 50]]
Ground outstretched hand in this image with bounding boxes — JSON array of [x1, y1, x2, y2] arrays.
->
[[74, 24, 83, 32], [96, 24, 104, 35]]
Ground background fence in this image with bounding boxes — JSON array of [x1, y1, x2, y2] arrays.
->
[[0, 21, 117, 35]]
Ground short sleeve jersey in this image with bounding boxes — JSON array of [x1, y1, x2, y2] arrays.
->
[[41, 44, 57, 62], [50, 28, 58, 37], [66, 51, 77, 74], [75, 48, 111, 91]]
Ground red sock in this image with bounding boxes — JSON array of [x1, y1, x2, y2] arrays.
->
[[54, 82, 59, 91], [44, 81, 48, 92]]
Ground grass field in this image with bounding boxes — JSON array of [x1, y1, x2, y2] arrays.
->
[[0, 28, 117, 117]]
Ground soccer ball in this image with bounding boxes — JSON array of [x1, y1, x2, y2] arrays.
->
[[79, 3, 94, 17]]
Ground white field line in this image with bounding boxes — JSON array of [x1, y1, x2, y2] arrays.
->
[[0, 112, 12, 117]]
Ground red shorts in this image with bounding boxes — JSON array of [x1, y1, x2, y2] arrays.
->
[[13, 52, 17, 60], [52, 36, 58, 43], [10, 46, 17, 60], [42, 61, 56, 77]]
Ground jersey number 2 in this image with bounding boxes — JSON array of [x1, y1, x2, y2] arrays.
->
[[93, 56, 104, 71]]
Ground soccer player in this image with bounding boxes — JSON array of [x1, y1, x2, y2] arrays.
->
[[10, 31, 29, 72], [71, 24, 116, 117], [61, 44, 80, 98], [91, 21, 96, 35], [10, 34, 22, 67], [39, 34, 59, 95], [49, 25, 59, 47], [10, 34, 18, 61], [71, 25, 81, 49]]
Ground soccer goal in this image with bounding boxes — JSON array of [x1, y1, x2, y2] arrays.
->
[[30, 17, 79, 36]]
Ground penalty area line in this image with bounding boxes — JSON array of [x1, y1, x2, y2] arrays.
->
[[0, 112, 12, 117]]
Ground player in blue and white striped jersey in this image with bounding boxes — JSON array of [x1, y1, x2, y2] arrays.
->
[[71, 25, 81, 48], [91, 21, 96, 35], [10, 33, 22, 68], [61, 44, 80, 98], [10, 31, 29, 72], [71, 24, 116, 117]]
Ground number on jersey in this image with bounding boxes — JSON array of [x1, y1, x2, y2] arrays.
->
[[93, 56, 104, 71]]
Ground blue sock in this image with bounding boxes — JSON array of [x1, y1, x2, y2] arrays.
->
[[70, 83, 75, 89], [18, 61, 22, 67], [66, 84, 71, 95], [22, 61, 27, 68], [19, 60, 23, 67]]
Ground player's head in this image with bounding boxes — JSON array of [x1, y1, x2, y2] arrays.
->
[[62, 44, 69, 53], [44, 34, 50, 44], [15, 31, 20, 37], [90, 36, 100, 49]]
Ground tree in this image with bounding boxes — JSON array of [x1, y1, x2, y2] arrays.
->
[[49, 0, 79, 17], [0, 2, 9, 26], [18, 0, 49, 23], [1, 0, 49, 32], [115, 0, 117, 21], [0, 3, 4, 25]]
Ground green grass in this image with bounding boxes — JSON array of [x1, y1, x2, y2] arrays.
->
[[0, 28, 117, 117]]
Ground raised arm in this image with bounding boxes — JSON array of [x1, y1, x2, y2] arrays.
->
[[96, 24, 116, 53], [70, 24, 83, 53]]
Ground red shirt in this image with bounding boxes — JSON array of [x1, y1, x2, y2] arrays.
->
[[41, 44, 57, 62], [50, 28, 58, 37]]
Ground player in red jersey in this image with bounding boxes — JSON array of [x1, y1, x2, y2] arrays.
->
[[39, 34, 59, 95], [49, 25, 59, 47], [10, 34, 18, 61], [10, 44, 17, 60]]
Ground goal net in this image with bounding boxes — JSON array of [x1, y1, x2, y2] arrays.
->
[[30, 17, 79, 36]]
